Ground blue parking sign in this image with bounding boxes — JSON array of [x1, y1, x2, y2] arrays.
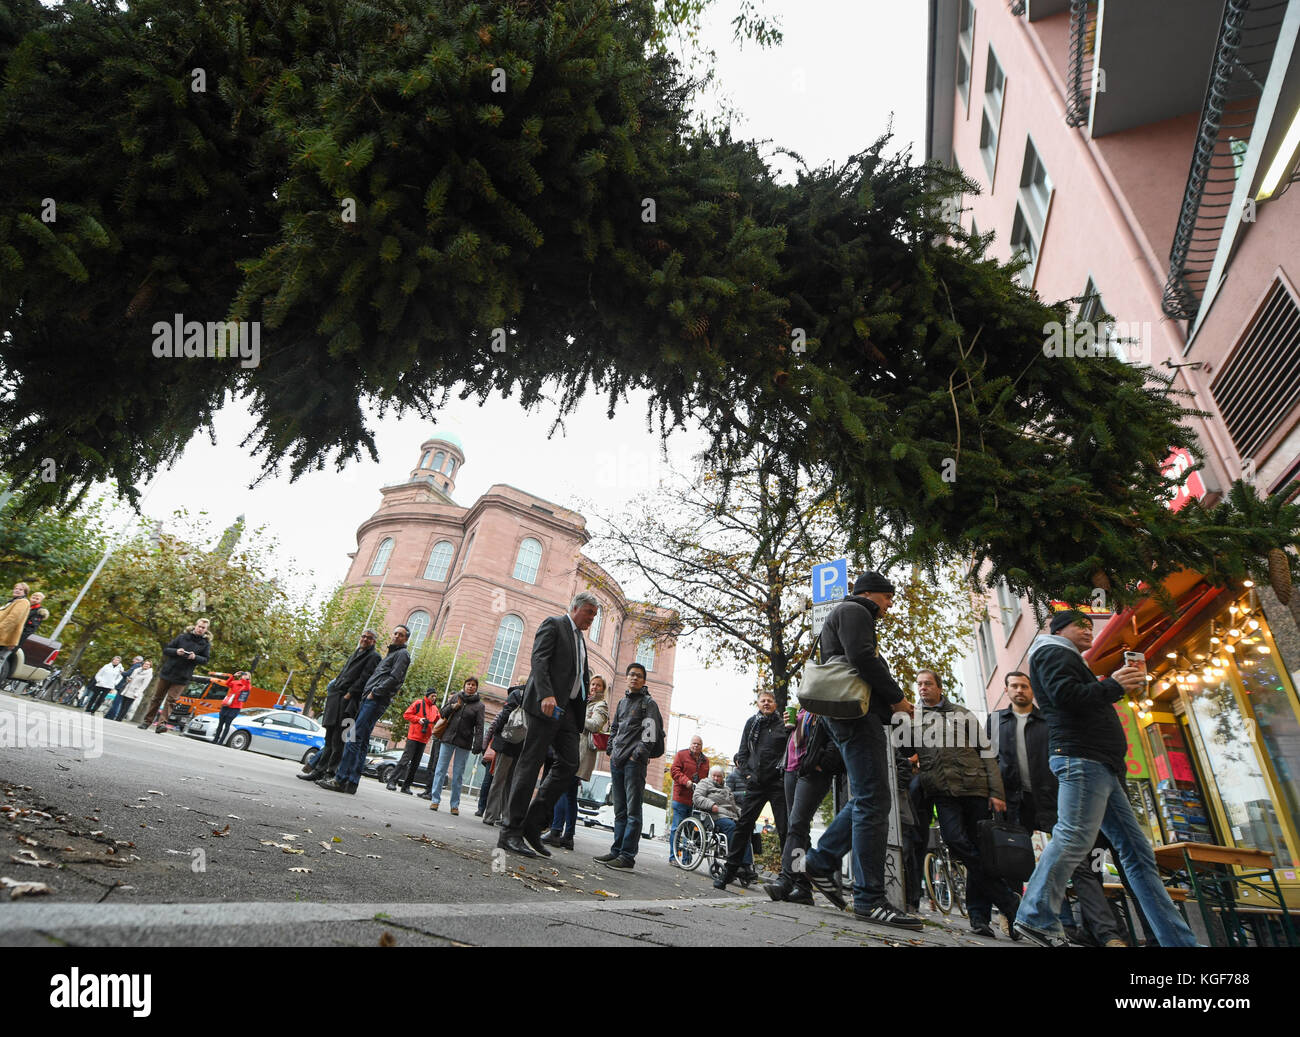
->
[[811, 558, 848, 605]]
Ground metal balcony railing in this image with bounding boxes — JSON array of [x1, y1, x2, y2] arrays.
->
[[1065, 0, 1098, 128], [1162, 0, 1291, 321]]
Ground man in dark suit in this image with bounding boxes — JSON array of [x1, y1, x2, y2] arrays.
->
[[299, 631, 381, 782], [498, 592, 598, 859]]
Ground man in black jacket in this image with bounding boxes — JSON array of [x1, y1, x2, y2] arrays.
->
[[798, 572, 923, 930], [300, 631, 380, 782], [594, 663, 664, 870], [320, 626, 410, 794], [713, 690, 790, 889], [477, 684, 526, 820], [498, 593, 597, 859], [989, 670, 1125, 946], [1013, 611, 1195, 947]]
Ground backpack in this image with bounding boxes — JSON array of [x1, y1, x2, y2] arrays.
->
[[633, 696, 665, 759], [499, 701, 527, 745]]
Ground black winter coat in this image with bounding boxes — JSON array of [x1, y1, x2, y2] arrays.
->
[[735, 710, 788, 785], [158, 631, 211, 684], [324, 646, 382, 725], [439, 691, 485, 753], [485, 687, 525, 757], [1027, 635, 1128, 776], [817, 596, 904, 724], [989, 706, 1059, 830]]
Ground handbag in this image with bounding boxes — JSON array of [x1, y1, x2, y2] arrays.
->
[[977, 812, 1036, 885], [430, 698, 460, 741], [797, 652, 872, 719], [499, 702, 527, 745], [590, 731, 610, 752]]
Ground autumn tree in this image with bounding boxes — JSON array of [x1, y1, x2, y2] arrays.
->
[[275, 582, 387, 717], [388, 634, 487, 734]]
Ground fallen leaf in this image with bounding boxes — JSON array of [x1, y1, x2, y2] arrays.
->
[[90, 830, 105, 837], [331, 836, 342, 843], [9, 852, 56, 868], [288, 867, 311, 874], [17, 836, 38, 847], [0, 877, 52, 899], [282, 847, 305, 855], [378, 931, 397, 947], [227, 815, 242, 820], [147, 790, 164, 796], [212, 825, 231, 837], [279, 834, 298, 841], [592, 889, 620, 898], [319, 841, 331, 850], [365, 854, 381, 859]]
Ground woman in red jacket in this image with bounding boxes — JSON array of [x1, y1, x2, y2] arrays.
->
[[387, 689, 441, 794], [214, 672, 252, 746]]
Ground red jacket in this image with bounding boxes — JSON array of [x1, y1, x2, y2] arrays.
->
[[670, 748, 710, 805], [221, 678, 252, 710], [403, 697, 441, 743]]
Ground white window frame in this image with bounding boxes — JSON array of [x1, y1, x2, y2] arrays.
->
[[423, 540, 454, 582], [589, 605, 603, 644], [368, 537, 394, 576], [1018, 137, 1053, 235], [485, 615, 525, 687], [956, 0, 975, 110], [443, 456, 456, 476], [1010, 205, 1039, 287], [995, 580, 1022, 643], [419, 450, 432, 469], [512, 537, 543, 584], [976, 619, 996, 687], [635, 637, 655, 673], [406, 610, 431, 651], [980, 47, 1005, 185]]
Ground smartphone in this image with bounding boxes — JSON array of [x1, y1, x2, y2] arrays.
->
[[1123, 650, 1146, 674]]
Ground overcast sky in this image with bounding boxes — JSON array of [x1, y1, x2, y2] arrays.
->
[[94, 1, 930, 757]]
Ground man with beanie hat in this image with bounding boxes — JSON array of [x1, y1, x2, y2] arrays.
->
[[1013, 610, 1197, 947], [797, 571, 924, 930]]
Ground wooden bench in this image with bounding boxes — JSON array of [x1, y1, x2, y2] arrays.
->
[[1208, 903, 1292, 947]]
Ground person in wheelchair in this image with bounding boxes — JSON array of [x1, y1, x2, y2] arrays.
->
[[693, 765, 755, 880]]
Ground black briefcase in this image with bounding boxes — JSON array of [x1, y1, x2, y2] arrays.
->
[[978, 814, 1036, 885]]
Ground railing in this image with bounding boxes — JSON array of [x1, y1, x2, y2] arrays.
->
[[1163, 0, 1290, 321], [1065, 0, 1098, 128]]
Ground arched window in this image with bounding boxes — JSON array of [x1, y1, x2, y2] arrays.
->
[[443, 456, 456, 476], [431, 451, 446, 472], [368, 537, 394, 576], [635, 637, 655, 672], [419, 450, 432, 469], [589, 605, 602, 643], [406, 610, 431, 651], [485, 615, 524, 687], [460, 531, 476, 574], [423, 540, 454, 582], [512, 537, 543, 584]]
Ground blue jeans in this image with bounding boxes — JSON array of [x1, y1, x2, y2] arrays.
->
[[803, 715, 889, 912], [105, 695, 134, 721], [334, 698, 385, 785], [551, 777, 579, 837], [430, 743, 471, 809], [609, 759, 648, 862], [1019, 755, 1197, 946], [669, 800, 692, 859], [712, 816, 754, 866]]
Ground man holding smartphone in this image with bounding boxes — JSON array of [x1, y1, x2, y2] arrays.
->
[[1013, 610, 1197, 947]]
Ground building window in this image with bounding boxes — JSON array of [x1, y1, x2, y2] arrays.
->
[[589, 606, 602, 644], [368, 537, 394, 576], [635, 637, 655, 673], [1019, 138, 1053, 232], [512, 537, 543, 584], [995, 580, 1022, 642], [419, 450, 431, 469], [485, 615, 524, 687], [406, 610, 431, 651], [980, 47, 1005, 182], [956, 0, 974, 107], [423, 540, 454, 582], [976, 618, 996, 686], [1010, 206, 1039, 287], [460, 531, 476, 574], [431, 451, 445, 472], [443, 456, 455, 476]]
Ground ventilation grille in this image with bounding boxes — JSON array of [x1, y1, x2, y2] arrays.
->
[[1211, 279, 1300, 459]]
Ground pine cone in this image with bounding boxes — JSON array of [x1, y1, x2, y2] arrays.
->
[[1268, 548, 1292, 605], [1091, 570, 1111, 591]]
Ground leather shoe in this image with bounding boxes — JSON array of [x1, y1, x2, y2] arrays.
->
[[297, 771, 324, 782], [417, 791, 433, 800], [713, 866, 736, 891], [764, 877, 793, 902], [399, 787, 413, 795], [787, 884, 814, 906], [972, 923, 997, 938], [539, 829, 564, 845], [499, 834, 538, 859], [385, 783, 397, 791], [522, 830, 552, 858], [317, 777, 349, 793], [558, 837, 574, 851], [346, 782, 359, 795], [593, 852, 619, 863]]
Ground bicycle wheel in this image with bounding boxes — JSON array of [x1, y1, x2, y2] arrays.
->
[[951, 861, 969, 918], [925, 852, 953, 914], [673, 816, 707, 871]]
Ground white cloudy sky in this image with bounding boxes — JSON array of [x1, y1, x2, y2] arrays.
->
[[91, 1, 930, 757]]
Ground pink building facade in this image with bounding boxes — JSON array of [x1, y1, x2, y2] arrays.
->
[[928, 1, 1300, 901], [342, 432, 678, 788]]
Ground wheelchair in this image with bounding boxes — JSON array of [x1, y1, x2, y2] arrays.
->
[[672, 811, 758, 885]]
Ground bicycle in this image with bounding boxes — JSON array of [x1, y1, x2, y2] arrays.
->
[[923, 826, 969, 918], [53, 672, 86, 706]]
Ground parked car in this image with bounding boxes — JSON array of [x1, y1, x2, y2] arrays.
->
[[591, 775, 669, 839], [185, 707, 325, 765], [362, 749, 433, 786]]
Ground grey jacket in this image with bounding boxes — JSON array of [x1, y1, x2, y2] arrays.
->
[[363, 645, 411, 704], [608, 688, 664, 769], [917, 698, 1005, 800], [693, 777, 740, 821]]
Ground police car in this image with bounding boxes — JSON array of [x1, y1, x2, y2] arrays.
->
[[185, 707, 325, 765]]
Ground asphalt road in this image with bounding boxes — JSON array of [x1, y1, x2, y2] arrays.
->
[[0, 691, 1020, 947]]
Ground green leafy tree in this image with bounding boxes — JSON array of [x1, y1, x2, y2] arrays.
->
[[3, 1, 1297, 608], [389, 635, 486, 734], [275, 582, 387, 717]]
